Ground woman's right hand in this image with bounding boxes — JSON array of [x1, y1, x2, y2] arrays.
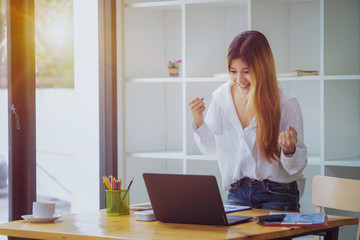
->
[[188, 97, 205, 128]]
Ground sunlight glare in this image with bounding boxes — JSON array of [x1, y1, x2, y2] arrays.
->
[[46, 21, 68, 47]]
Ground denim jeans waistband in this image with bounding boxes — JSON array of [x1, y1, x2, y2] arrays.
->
[[232, 177, 296, 188], [233, 177, 268, 186], [227, 177, 300, 211]]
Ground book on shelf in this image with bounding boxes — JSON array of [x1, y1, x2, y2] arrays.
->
[[263, 212, 327, 227], [277, 70, 319, 77]]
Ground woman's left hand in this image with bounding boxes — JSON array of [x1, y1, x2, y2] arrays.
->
[[278, 126, 297, 155]]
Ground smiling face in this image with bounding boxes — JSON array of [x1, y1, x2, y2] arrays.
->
[[227, 31, 281, 162], [229, 58, 251, 95]]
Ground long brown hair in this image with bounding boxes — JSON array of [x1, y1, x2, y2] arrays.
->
[[227, 31, 280, 162]]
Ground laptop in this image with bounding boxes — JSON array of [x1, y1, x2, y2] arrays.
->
[[143, 173, 252, 226]]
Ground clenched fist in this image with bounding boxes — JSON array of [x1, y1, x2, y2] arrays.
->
[[278, 126, 297, 155], [188, 97, 205, 128]]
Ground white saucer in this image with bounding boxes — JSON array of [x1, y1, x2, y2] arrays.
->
[[21, 214, 61, 223]]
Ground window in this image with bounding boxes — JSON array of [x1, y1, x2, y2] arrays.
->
[[4, 1, 107, 226], [35, 0, 99, 214], [0, 0, 7, 88], [35, 0, 74, 88], [0, 0, 9, 237]]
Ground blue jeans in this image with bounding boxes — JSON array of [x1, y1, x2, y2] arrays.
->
[[226, 177, 300, 212]]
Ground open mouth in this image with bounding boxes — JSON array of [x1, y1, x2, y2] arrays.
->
[[238, 82, 250, 88]]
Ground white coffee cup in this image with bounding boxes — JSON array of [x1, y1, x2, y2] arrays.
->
[[32, 202, 55, 218]]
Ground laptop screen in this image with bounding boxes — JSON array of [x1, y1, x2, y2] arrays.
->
[[143, 173, 251, 225]]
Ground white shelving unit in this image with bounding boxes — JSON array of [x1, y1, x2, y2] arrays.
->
[[121, 1, 359, 237]]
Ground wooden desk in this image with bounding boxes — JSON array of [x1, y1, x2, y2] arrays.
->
[[0, 209, 357, 240]]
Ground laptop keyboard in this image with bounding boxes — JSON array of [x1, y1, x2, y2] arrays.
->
[[226, 215, 252, 225]]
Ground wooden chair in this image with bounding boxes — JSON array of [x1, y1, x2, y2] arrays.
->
[[312, 175, 360, 240]]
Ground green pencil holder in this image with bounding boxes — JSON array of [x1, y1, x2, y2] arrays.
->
[[105, 189, 130, 215]]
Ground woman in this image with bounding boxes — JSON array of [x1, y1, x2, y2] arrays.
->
[[188, 31, 307, 212]]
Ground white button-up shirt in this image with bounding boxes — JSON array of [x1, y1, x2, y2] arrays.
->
[[193, 80, 308, 197]]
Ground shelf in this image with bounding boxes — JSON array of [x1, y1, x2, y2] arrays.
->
[[278, 75, 360, 82], [121, 0, 360, 227], [307, 155, 321, 165], [127, 151, 184, 159], [126, 152, 324, 165], [185, 0, 247, 7], [126, 0, 248, 9], [186, 154, 217, 161], [323, 75, 360, 81], [269, 0, 320, 2], [126, 1, 182, 10], [126, 77, 229, 83], [127, 152, 217, 161], [324, 157, 360, 167], [277, 75, 323, 82], [124, 3, 182, 79], [187, 154, 322, 164], [127, 78, 184, 83], [126, 75, 360, 84], [185, 77, 228, 83]]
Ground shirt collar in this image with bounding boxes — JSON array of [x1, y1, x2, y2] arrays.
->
[[212, 81, 243, 132]]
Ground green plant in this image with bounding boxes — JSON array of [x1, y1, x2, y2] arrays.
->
[[168, 59, 182, 69]]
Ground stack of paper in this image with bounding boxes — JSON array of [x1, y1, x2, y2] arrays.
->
[[130, 203, 152, 212], [134, 210, 155, 221]]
